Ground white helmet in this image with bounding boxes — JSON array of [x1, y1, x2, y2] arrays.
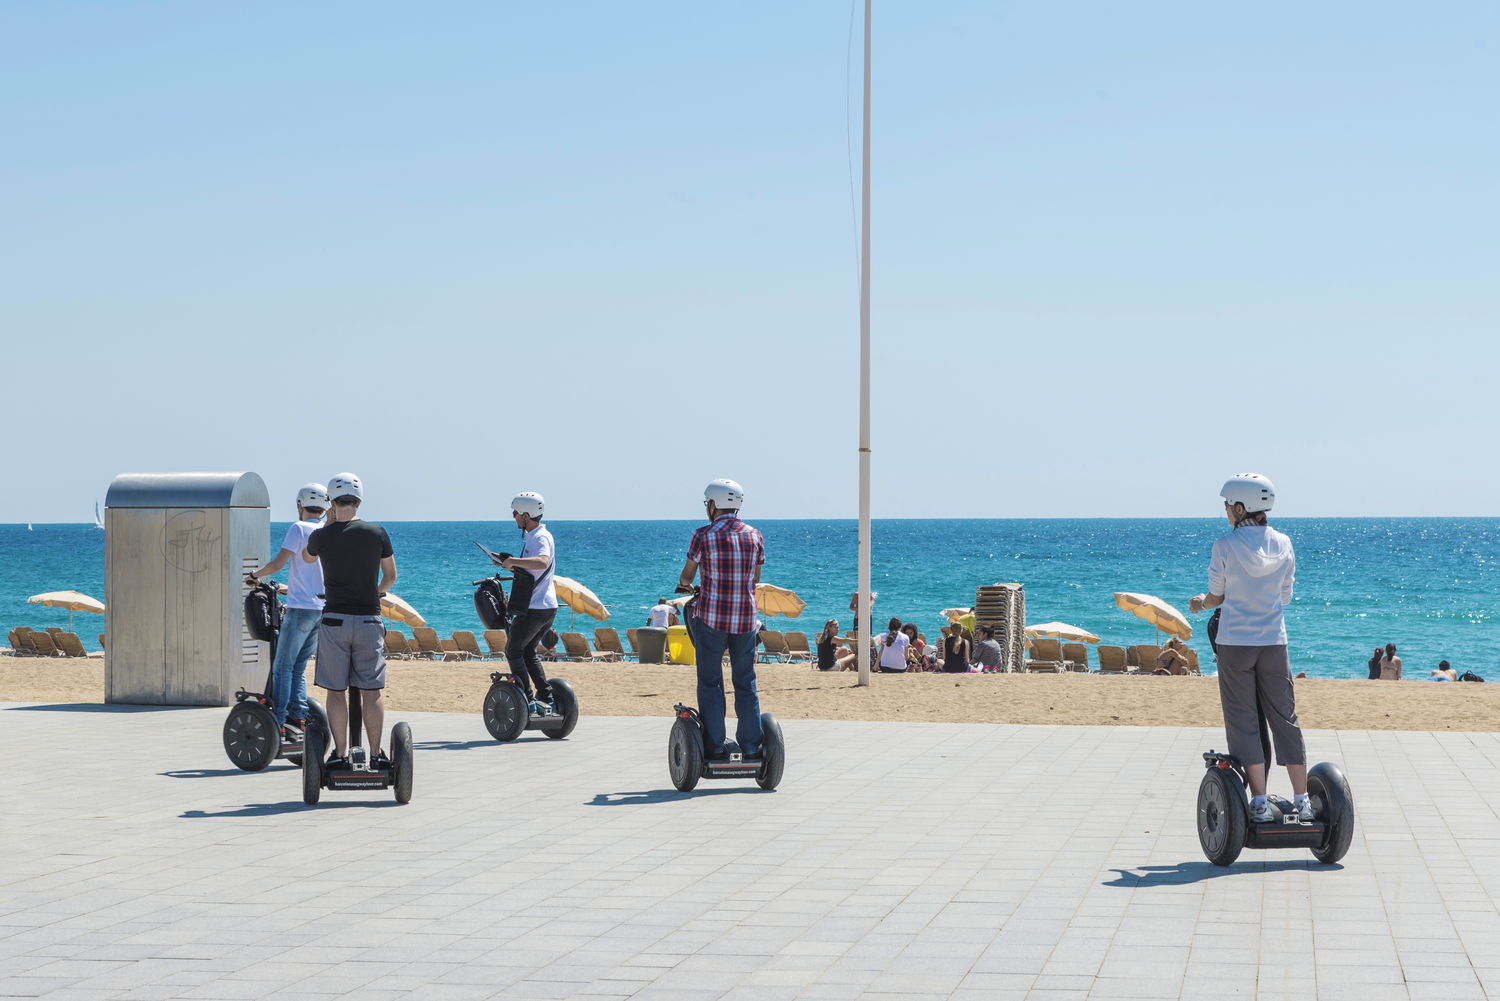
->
[[296, 483, 329, 510], [512, 492, 545, 519], [327, 472, 364, 503], [704, 478, 744, 510], [1220, 473, 1275, 513]]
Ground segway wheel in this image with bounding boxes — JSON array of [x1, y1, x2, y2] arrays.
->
[[287, 697, 331, 767], [756, 712, 785, 791], [302, 725, 324, 805], [483, 681, 529, 742], [668, 716, 703, 792], [545, 678, 579, 739], [1308, 762, 1355, 864], [391, 722, 413, 804], [224, 703, 280, 772], [1197, 767, 1248, 867]]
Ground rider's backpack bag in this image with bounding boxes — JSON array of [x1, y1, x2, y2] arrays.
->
[[244, 586, 284, 643], [474, 577, 510, 631], [1461, 671, 1485, 682], [1206, 607, 1221, 655]]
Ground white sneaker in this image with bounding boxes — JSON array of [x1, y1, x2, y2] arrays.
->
[[1296, 798, 1316, 822], [1250, 799, 1275, 823]]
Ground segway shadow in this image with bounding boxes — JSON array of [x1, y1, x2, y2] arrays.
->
[[224, 580, 330, 772], [302, 690, 412, 805]]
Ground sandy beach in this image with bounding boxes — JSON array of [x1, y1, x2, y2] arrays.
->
[[2, 655, 1496, 731]]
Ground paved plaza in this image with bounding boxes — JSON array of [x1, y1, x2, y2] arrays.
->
[[2, 704, 1499, 1001]]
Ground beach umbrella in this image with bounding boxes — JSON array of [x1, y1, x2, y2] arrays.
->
[[27, 590, 105, 631], [756, 583, 806, 619], [1112, 592, 1192, 642], [664, 593, 690, 608], [553, 576, 609, 631], [380, 593, 426, 628], [940, 607, 972, 621], [1025, 621, 1102, 644]]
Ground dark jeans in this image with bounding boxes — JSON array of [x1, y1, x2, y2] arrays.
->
[[506, 608, 557, 703], [692, 620, 762, 754]]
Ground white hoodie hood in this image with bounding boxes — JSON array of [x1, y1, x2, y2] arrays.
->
[[1223, 525, 1294, 578]]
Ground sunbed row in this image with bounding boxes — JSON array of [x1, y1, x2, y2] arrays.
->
[[1024, 638, 1200, 675], [378, 626, 818, 665], [7, 627, 102, 658]]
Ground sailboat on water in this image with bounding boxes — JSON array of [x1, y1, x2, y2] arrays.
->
[[93, 502, 104, 531]]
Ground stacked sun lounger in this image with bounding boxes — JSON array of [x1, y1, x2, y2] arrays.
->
[[973, 583, 1024, 672]]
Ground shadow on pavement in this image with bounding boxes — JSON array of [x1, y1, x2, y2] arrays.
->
[[1103, 860, 1343, 886], [182, 801, 402, 818], [7, 703, 201, 713], [414, 738, 539, 751], [162, 767, 298, 779], [588, 788, 766, 806]]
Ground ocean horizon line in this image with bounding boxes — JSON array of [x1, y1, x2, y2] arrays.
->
[[6, 514, 1499, 527]]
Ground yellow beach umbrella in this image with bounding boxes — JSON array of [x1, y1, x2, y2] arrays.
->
[[28, 590, 105, 631], [1025, 621, 1102, 644], [380, 593, 426, 628], [552, 576, 609, 632], [1113, 592, 1192, 641], [755, 583, 806, 619]]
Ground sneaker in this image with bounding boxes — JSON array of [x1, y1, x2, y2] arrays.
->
[[741, 747, 762, 761], [280, 724, 303, 745], [372, 752, 391, 771], [1250, 799, 1275, 823], [325, 755, 350, 771], [707, 747, 728, 762], [1297, 798, 1316, 823]]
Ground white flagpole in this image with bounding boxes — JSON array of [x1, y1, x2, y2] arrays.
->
[[857, 0, 873, 687]]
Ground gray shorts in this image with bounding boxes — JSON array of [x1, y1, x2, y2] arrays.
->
[[315, 614, 387, 691], [1217, 644, 1306, 767]]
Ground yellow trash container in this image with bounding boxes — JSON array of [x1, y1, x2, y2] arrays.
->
[[667, 624, 696, 666]]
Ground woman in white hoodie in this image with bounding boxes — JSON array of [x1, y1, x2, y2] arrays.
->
[[1188, 474, 1313, 824]]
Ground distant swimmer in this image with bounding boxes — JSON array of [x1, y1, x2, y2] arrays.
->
[[1189, 474, 1313, 824]]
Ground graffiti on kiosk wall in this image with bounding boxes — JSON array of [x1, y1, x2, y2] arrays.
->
[[161, 510, 220, 573]]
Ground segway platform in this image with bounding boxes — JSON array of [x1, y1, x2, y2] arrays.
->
[[302, 693, 412, 805], [1197, 751, 1354, 866], [668, 704, 784, 792], [482, 673, 579, 742]]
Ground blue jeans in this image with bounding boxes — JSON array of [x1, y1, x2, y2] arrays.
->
[[692, 621, 762, 754], [271, 607, 320, 725]]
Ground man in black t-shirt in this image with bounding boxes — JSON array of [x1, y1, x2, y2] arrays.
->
[[303, 472, 396, 767]]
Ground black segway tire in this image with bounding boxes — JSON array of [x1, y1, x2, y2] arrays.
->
[[483, 681, 529, 742], [224, 703, 280, 772], [302, 726, 324, 805], [391, 722, 413, 804], [1197, 767, 1248, 866], [545, 678, 579, 739], [756, 713, 784, 791], [668, 716, 703, 792], [1308, 762, 1355, 864]]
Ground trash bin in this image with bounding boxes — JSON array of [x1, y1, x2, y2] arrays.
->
[[666, 624, 695, 666], [103, 472, 271, 706], [636, 626, 668, 664]]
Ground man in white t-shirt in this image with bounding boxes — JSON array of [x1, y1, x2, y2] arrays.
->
[[647, 598, 677, 629], [246, 483, 328, 740], [493, 491, 559, 711]]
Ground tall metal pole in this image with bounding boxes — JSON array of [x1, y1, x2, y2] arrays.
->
[[857, 0, 872, 687]]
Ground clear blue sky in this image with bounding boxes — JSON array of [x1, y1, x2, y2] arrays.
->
[[3, 2, 1497, 523]]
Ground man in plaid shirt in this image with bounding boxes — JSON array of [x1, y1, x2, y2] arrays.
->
[[678, 478, 765, 759]]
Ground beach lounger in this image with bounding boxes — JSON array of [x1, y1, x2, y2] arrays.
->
[[560, 632, 610, 662], [1097, 645, 1129, 674], [1025, 638, 1066, 673], [14, 627, 39, 655], [412, 627, 447, 660], [1136, 645, 1163, 673], [28, 631, 59, 656], [759, 631, 790, 663], [453, 631, 485, 660], [1187, 649, 1200, 675], [47, 627, 65, 641], [384, 631, 413, 660], [483, 630, 508, 656], [784, 631, 812, 663], [55, 632, 89, 658], [594, 628, 628, 661], [98, 634, 106, 651], [626, 628, 640, 660], [7, 629, 29, 656], [1061, 642, 1090, 673]]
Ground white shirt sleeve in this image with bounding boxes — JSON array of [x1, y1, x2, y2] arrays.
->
[[1281, 552, 1295, 606], [1208, 540, 1227, 597], [280, 525, 303, 555]]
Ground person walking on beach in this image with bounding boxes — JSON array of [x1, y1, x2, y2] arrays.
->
[[245, 483, 328, 741], [493, 492, 559, 713], [1379, 643, 1402, 680], [304, 473, 396, 768], [1367, 647, 1383, 680], [1188, 473, 1315, 824], [677, 479, 765, 760]]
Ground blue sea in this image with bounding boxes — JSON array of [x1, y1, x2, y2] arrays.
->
[[3, 519, 1496, 679]]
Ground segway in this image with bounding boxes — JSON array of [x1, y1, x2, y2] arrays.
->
[[473, 567, 580, 743], [224, 580, 330, 771], [301, 686, 412, 805], [1196, 682, 1354, 865], [664, 587, 785, 792]]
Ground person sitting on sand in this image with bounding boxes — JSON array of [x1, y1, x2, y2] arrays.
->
[[1430, 659, 1457, 682], [877, 617, 910, 674], [971, 625, 1004, 672], [1367, 647, 1383, 680], [942, 624, 970, 674], [816, 619, 856, 672], [1379, 643, 1402, 680], [1155, 638, 1190, 675]]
